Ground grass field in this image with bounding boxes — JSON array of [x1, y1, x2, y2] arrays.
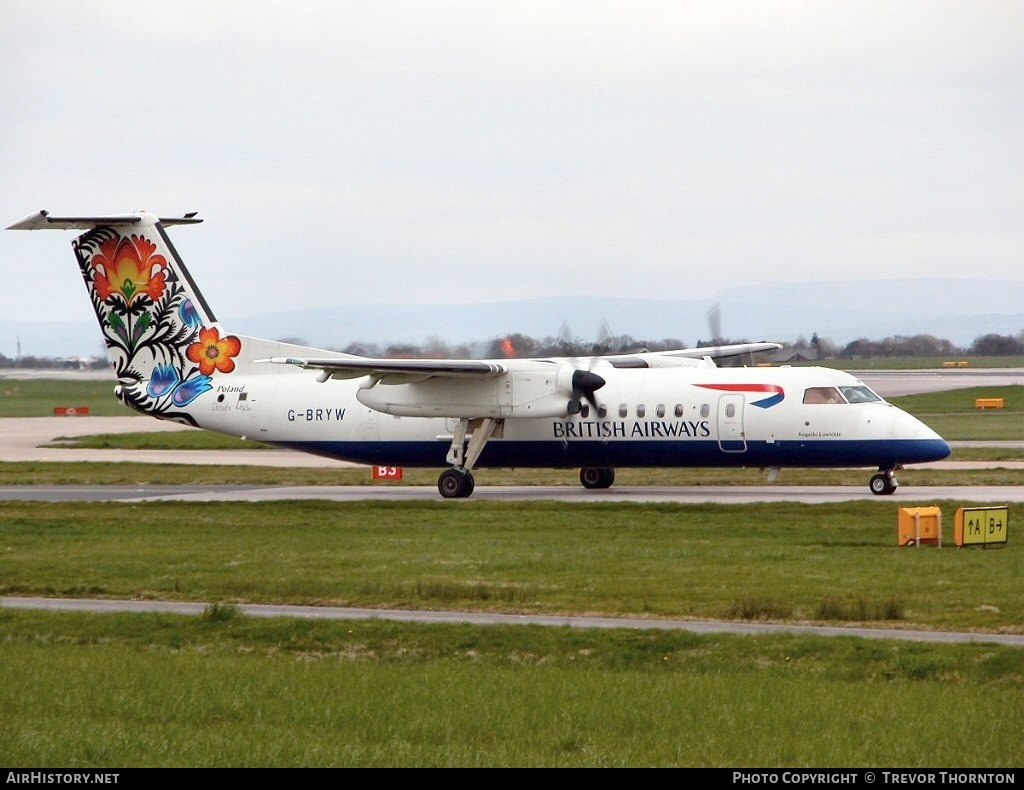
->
[[1, 609, 1021, 767], [2, 499, 1023, 767], [808, 356, 1024, 370], [0, 379, 134, 418], [2, 500, 1020, 632]]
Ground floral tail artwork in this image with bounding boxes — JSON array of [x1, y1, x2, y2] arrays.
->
[[69, 218, 243, 425]]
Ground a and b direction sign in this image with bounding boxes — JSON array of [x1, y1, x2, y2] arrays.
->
[[955, 506, 1008, 547]]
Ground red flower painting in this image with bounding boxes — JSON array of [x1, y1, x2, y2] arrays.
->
[[186, 327, 242, 375], [91, 235, 168, 304]]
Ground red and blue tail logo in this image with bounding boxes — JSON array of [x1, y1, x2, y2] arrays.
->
[[696, 383, 785, 409]]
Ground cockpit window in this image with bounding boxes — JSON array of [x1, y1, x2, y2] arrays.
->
[[839, 385, 883, 404], [803, 387, 844, 404]]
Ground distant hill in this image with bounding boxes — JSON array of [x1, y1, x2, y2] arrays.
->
[[205, 277, 1024, 352], [3, 278, 1020, 359]]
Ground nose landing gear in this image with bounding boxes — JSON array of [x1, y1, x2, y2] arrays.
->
[[869, 468, 899, 496]]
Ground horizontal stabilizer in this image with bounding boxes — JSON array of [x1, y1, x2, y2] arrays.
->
[[6, 209, 202, 230]]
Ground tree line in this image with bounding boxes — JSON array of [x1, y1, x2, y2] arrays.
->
[[1, 330, 1021, 370], [336, 330, 1024, 360]]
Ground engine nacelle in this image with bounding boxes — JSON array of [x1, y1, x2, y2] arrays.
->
[[355, 362, 586, 418]]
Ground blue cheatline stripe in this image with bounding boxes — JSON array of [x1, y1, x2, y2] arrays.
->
[[273, 438, 951, 469]]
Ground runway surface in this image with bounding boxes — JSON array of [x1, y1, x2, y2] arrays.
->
[[3, 483, 1022, 503], [3, 595, 1021, 648]]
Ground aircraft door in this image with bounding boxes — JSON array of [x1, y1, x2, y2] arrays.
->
[[716, 394, 747, 453]]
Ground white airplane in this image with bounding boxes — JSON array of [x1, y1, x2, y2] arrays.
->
[[8, 209, 951, 498]]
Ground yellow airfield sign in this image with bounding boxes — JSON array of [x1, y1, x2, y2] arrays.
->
[[955, 507, 1009, 547]]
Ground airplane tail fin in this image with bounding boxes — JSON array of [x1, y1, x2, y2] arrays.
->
[[7, 210, 288, 423]]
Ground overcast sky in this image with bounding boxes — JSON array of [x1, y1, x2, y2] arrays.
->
[[1, 1, 1021, 348]]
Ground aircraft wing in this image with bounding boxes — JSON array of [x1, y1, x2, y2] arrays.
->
[[258, 356, 508, 382], [656, 341, 782, 360], [596, 342, 781, 368], [259, 341, 780, 381]]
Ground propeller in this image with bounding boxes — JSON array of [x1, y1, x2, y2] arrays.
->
[[573, 366, 602, 411], [707, 303, 723, 345], [553, 319, 608, 415]]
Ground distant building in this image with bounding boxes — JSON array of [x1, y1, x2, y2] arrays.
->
[[773, 347, 815, 363]]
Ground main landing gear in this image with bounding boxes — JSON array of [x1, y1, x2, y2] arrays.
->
[[437, 417, 501, 499], [438, 467, 475, 498], [869, 468, 899, 496], [579, 467, 615, 489]]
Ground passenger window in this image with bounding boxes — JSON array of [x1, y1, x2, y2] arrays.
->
[[700, 403, 710, 418], [674, 404, 684, 418], [656, 404, 665, 418], [725, 403, 735, 418], [803, 387, 844, 405], [637, 404, 646, 418], [619, 403, 628, 418], [580, 404, 590, 419], [598, 404, 608, 419]]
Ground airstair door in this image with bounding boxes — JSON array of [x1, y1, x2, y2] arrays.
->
[[717, 394, 747, 453]]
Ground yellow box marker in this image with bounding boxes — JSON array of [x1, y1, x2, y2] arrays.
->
[[898, 506, 942, 547], [975, 398, 1005, 409], [955, 506, 1009, 547]]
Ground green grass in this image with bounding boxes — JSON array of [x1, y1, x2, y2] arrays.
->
[[890, 386, 1024, 415], [809, 356, 1024, 370], [1, 501, 1021, 633], [0, 609, 1020, 767], [889, 386, 1024, 441], [913, 414, 1023, 442], [0, 379, 136, 417], [946, 446, 1024, 461]]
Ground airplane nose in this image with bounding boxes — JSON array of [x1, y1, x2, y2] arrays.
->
[[892, 409, 951, 462], [891, 411, 927, 439]]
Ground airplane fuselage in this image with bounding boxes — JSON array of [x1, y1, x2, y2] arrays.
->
[[176, 364, 949, 472]]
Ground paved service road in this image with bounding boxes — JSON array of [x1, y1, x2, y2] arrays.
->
[[850, 367, 1024, 397], [3, 596, 1021, 648]]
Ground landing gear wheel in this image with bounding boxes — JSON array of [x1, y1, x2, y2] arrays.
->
[[579, 467, 616, 490], [869, 472, 898, 496], [438, 468, 475, 499]]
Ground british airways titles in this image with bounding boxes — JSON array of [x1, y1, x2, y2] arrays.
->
[[553, 418, 712, 439]]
